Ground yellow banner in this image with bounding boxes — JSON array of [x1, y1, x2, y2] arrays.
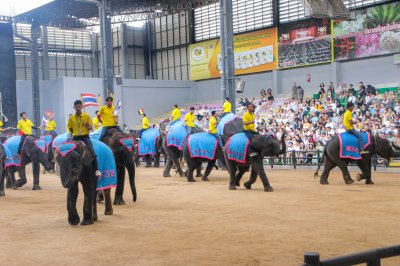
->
[[189, 28, 278, 81]]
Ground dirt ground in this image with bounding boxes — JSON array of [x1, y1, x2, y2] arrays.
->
[[0, 166, 400, 266]]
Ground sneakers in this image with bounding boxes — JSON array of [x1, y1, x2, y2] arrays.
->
[[250, 152, 259, 157], [136, 138, 141, 141], [95, 170, 101, 177], [360, 150, 370, 154]]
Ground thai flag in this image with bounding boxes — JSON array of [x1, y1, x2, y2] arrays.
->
[[81, 93, 98, 107], [114, 100, 122, 115]]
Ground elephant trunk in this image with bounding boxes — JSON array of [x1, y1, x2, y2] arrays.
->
[[277, 132, 287, 156], [126, 158, 137, 202]]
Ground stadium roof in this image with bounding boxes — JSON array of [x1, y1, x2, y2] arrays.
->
[[14, 0, 218, 28]]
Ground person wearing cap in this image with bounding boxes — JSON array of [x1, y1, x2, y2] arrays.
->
[[17, 112, 41, 154], [344, 102, 368, 154], [98, 96, 123, 140], [220, 97, 232, 118], [183, 107, 196, 135]]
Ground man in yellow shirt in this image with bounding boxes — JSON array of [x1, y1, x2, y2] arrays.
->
[[93, 110, 102, 131], [67, 100, 100, 176], [137, 113, 150, 140], [344, 102, 368, 154], [98, 96, 122, 140], [184, 107, 196, 135], [220, 97, 232, 118], [208, 111, 223, 149], [45, 116, 57, 136], [17, 112, 41, 154], [243, 104, 259, 157], [169, 104, 181, 125], [0, 120, 11, 133]]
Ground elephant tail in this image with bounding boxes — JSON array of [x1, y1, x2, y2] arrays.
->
[[314, 148, 326, 179]]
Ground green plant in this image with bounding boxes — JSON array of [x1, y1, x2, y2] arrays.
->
[[367, 3, 400, 28]]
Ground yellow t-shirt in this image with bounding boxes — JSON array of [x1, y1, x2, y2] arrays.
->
[[0, 120, 3, 128], [223, 101, 232, 113], [185, 112, 195, 128], [343, 109, 353, 130], [93, 117, 101, 130], [142, 116, 150, 129], [99, 105, 116, 127], [209, 116, 218, 134], [17, 119, 34, 135], [171, 108, 181, 121], [243, 111, 256, 132], [45, 120, 56, 131], [67, 113, 93, 136]]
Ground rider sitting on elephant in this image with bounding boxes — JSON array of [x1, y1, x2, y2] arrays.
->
[[67, 100, 101, 177], [344, 102, 369, 154], [169, 104, 181, 126], [243, 104, 260, 157], [220, 97, 232, 118], [98, 96, 123, 141], [45, 116, 57, 137], [208, 111, 224, 149], [92, 110, 102, 130], [136, 113, 150, 141], [184, 107, 196, 135], [17, 112, 41, 154]]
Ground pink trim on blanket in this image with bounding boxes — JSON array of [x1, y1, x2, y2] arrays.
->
[[338, 133, 371, 160], [188, 134, 218, 160], [96, 184, 117, 191], [119, 137, 134, 152], [225, 135, 249, 164], [55, 142, 77, 157], [34, 140, 47, 153], [165, 131, 183, 150], [4, 137, 31, 168]]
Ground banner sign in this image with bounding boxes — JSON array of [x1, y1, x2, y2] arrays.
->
[[333, 2, 400, 61], [278, 18, 332, 68], [189, 28, 278, 81]]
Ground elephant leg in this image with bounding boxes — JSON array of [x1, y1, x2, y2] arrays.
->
[[202, 160, 215, 181], [253, 159, 273, 192], [114, 165, 126, 205], [154, 153, 160, 168], [356, 159, 373, 184], [6, 169, 14, 189], [145, 155, 152, 168], [32, 161, 41, 190], [134, 154, 141, 167], [0, 171, 5, 196], [67, 182, 80, 225], [336, 160, 354, 184], [103, 188, 113, 215], [81, 180, 95, 226], [195, 165, 203, 178], [228, 162, 238, 190], [163, 158, 173, 177], [96, 190, 104, 202], [126, 159, 137, 202], [13, 166, 27, 189], [171, 156, 184, 177], [186, 161, 198, 182], [243, 167, 257, 190], [236, 165, 250, 187], [320, 156, 336, 185]]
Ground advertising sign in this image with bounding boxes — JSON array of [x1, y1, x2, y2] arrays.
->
[[278, 18, 332, 68], [189, 28, 278, 81], [333, 2, 400, 61]]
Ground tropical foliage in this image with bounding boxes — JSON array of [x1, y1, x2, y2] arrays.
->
[[367, 3, 400, 28]]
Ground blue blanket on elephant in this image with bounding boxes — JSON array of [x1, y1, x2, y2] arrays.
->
[[40, 134, 53, 152], [52, 132, 69, 148], [4, 136, 23, 167], [226, 133, 249, 163], [138, 128, 159, 156], [120, 137, 134, 152], [89, 127, 103, 141], [166, 121, 187, 151], [338, 132, 371, 160], [188, 132, 217, 160], [56, 140, 117, 191], [217, 113, 236, 135]]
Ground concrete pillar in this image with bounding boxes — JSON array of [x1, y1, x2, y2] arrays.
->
[[273, 69, 283, 95], [219, 0, 227, 102], [120, 23, 129, 79], [331, 61, 342, 85], [91, 32, 99, 78], [41, 26, 50, 80], [31, 23, 41, 129], [102, 0, 114, 96]]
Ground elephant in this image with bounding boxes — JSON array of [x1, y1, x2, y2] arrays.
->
[[0, 145, 6, 196], [314, 133, 400, 185], [2, 135, 54, 192], [137, 127, 163, 168], [41, 132, 57, 174], [102, 128, 137, 205], [228, 132, 286, 192], [55, 141, 113, 225]]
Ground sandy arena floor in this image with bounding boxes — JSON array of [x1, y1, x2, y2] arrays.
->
[[0, 166, 400, 266]]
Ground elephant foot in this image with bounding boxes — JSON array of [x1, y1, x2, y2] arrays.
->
[[235, 181, 241, 187], [32, 184, 42, 190], [202, 177, 209, 181], [178, 171, 184, 177], [145, 165, 152, 168], [187, 178, 196, 182], [113, 196, 126, 205], [345, 179, 355, 185], [93, 214, 98, 222], [366, 180, 374, 185], [0, 190, 5, 197], [153, 164, 160, 168], [80, 219, 94, 226], [96, 192, 104, 203], [163, 173, 171, 177], [68, 215, 80, 225], [196, 173, 204, 178], [243, 182, 251, 190], [356, 173, 365, 182], [229, 185, 237, 190], [264, 186, 274, 192], [104, 209, 113, 215], [13, 179, 26, 189], [320, 179, 329, 185], [135, 163, 141, 167]]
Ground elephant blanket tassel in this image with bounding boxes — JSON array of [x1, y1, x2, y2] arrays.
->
[[166, 121, 187, 150], [226, 133, 250, 163], [188, 132, 218, 160], [138, 128, 160, 156], [338, 132, 371, 160]]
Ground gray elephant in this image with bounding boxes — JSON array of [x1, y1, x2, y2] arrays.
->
[[0, 144, 6, 196], [315, 133, 400, 185], [227, 132, 286, 192]]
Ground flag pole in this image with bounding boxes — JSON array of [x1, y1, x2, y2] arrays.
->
[[80, 94, 86, 113]]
